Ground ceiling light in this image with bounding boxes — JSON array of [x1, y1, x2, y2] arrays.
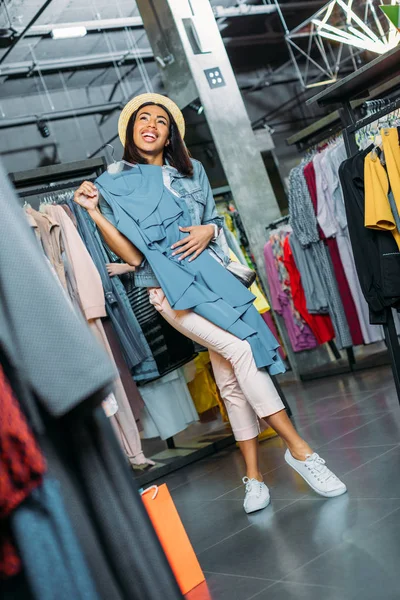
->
[[37, 118, 50, 138], [51, 26, 87, 39], [305, 78, 337, 88], [312, 1, 400, 56], [189, 101, 204, 115]]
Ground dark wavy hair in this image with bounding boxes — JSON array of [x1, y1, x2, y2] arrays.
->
[[122, 101, 193, 177]]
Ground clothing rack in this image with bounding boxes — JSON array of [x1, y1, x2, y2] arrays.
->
[[265, 216, 347, 379], [9, 157, 107, 190], [307, 49, 400, 404], [265, 214, 289, 231]]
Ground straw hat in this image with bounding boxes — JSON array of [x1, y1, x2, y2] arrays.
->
[[118, 93, 185, 146]]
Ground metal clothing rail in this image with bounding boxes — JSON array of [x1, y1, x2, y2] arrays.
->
[[309, 52, 400, 405]]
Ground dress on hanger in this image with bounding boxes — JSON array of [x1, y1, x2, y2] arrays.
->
[[96, 164, 285, 375]]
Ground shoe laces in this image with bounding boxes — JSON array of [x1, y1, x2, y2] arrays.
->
[[305, 453, 338, 484], [242, 477, 264, 498]]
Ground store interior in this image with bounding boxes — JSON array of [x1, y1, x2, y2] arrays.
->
[[2, 1, 400, 599]]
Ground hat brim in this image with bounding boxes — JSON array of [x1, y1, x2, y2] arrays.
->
[[118, 93, 185, 146]]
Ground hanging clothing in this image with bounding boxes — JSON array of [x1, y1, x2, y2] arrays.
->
[[89, 319, 154, 467], [11, 478, 99, 600], [0, 364, 46, 579], [25, 207, 68, 291], [0, 159, 183, 600], [309, 143, 384, 344], [264, 241, 318, 352], [305, 161, 364, 346], [289, 233, 329, 314], [283, 235, 334, 345], [65, 200, 158, 381], [325, 237, 363, 345], [187, 352, 219, 415], [339, 146, 400, 323], [288, 163, 352, 349], [44, 205, 107, 321], [229, 248, 270, 313], [96, 164, 285, 375], [101, 319, 145, 427], [382, 127, 400, 228], [106, 257, 196, 378], [364, 149, 400, 249], [140, 368, 199, 441]]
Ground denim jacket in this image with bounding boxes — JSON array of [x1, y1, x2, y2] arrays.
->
[[99, 159, 229, 287]]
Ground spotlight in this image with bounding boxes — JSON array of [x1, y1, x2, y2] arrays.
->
[[189, 101, 204, 115], [37, 118, 50, 138]]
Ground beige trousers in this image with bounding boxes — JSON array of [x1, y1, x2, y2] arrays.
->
[[148, 288, 285, 441]]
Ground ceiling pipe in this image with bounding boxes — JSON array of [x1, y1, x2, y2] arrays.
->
[[0, 102, 122, 129], [0, 49, 154, 77], [11, 1, 328, 38], [19, 17, 144, 37], [0, 0, 55, 65]]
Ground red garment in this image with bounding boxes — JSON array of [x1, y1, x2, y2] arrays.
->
[[0, 365, 46, 578], [326, 238, 363, 345], [283, 236, 335, 345], [304, 160, 364, 346], [303, 161, 326, 240]]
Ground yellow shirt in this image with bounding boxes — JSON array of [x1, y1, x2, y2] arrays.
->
[[364, 149, 400, 250], [228, 249, 270, 313]]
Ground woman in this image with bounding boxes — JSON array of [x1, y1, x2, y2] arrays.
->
[[74, 93, 346, 513]]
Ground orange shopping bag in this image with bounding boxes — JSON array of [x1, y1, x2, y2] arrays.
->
[[141, 484, 205, 595]]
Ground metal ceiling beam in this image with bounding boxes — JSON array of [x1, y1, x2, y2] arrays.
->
[[213, 1, 325, 18], [213, 5, 277, 17], [16, 17, 145, 37], [0, 102, 122, 129], [0, 48, 154, 77], [0, 0, 55, 65]]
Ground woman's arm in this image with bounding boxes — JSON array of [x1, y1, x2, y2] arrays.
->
[[88, 207, 143, 267], [73, 180, 144, 267]]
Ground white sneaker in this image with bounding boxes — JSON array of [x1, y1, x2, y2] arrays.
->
[[285, 450, 347, 498], [242, 477, 271, 514]]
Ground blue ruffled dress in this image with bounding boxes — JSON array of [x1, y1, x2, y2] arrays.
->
[[96, 164, 285, 375]]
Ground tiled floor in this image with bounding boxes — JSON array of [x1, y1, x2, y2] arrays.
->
[[157, 366, 400, 600]]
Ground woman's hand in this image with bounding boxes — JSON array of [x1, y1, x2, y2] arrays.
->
[[106, 263, 136, 277], [74, 181, 99, 212], [171, 224, 215, 262]]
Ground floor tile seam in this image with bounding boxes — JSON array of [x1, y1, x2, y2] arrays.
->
[[281, 504, 400, 585], [297, 391, 381, 430], [245, 580, 280, 600], [342, 444, 400, 477], [202, 570, 277, 583], [301, 385, 393, 405], [167, 464, 223, 492], [332, 389, 399, 417], [197, 498, 301, 556], [315, 413, 391, 451], [245, 580, 346, 600], [297, 409, 395, 425], [196, 523, 254, 556], [360, 504, 400, 530], [335, 443, 399, 449]]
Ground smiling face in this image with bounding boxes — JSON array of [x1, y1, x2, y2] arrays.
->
[[133, 104, 171, 159]]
